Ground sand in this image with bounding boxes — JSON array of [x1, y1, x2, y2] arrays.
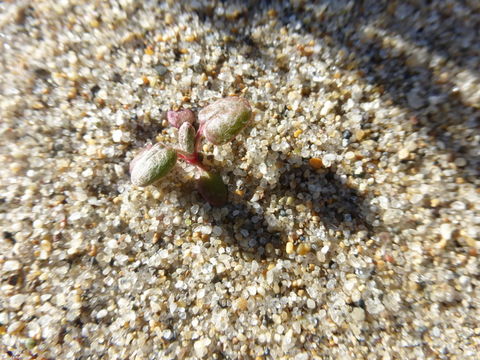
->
[[1, 1, 479, 359]]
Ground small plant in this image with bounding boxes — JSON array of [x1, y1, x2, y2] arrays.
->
[[130, 96, 252, 206]]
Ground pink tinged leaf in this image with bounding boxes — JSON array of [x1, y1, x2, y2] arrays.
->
[[167, 109, 195, 128], [198, 97, 252, 145]]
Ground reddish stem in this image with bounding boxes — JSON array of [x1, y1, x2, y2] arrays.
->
[[172, 118, 209, 173], [177, 136, 209, 173]]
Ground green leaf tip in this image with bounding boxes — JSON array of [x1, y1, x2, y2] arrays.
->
[[196, 170, 228, 207]]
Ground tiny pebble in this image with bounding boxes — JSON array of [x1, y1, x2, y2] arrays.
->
[[355, 129, 365, 141], [440, 223, 453, 241], [194, 338, 211, 358], [112, 129, 123, 143], [306, 299, 316, 309], [398, 148, 410, 160], [286, 242, 295, 255], [345, 151, 355, 160], [296, 243, 311, 255], [309, 158, 323, 169], [162, 329, 174, 340], [454, 158, 467, 167], [351, 307, 365, 322], [7, 321, 24, 334], [430, 198, 440, 207], [407, 89, 426, 109], [322, 154, 336, 167], [3, 260, 20, 271], [342, 130, 352, 139], [96, 309, 108, 319], [293, 129, 303, 138], [9, 294, 26, 310]]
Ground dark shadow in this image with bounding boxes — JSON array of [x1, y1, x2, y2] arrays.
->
[[171, 166, 286, 260], [348, 1, 480, 74], [181, 0, 480, 183], [274, 158, 373, 234], [216, 200, 284, 260], [129, 112, 166, 148], [182, 154, 375, 261]]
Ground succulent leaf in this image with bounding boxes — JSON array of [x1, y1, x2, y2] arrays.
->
[[167, 109, 195, 128], [196, 170, 228, 207], [198, 97, 252, 145], [130, 144, 177, 186], [178, 122, 196, 155]]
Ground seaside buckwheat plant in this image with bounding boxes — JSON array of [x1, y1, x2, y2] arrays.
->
[[130, 96, 252, 206]]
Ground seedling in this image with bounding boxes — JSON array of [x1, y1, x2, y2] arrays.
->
[[130, 96, 252, 206]]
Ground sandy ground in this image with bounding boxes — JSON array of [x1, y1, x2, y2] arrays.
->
[[1, 1, 479, 359]]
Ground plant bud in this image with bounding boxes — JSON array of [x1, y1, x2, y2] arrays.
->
[[178, 122, 196, 155], [167, 109, 195, 128], [130, 144, 177, 186], [199, 97, 252, 145], [196, 170, 227, 207]]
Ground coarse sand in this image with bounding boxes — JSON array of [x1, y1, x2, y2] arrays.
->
[[1, 1, 479, 359]]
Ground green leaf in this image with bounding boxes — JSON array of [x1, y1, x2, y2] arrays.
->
[[199, 97, 252, 145], [130, 144, 177, 186], [196, 170, 228, 206], [178, 122, 196, 155]]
